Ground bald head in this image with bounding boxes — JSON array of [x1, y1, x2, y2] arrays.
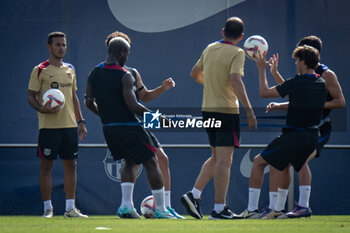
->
[[224, 17, 244, 39]]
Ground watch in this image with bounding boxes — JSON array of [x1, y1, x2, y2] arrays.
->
[[78, 119, 86, 124]]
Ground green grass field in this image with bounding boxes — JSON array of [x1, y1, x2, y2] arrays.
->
[[0, 215, 349, 233]]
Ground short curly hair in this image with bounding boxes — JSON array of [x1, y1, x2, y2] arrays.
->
[[292, 45, 320, 69], [105, 31, 131, 46]]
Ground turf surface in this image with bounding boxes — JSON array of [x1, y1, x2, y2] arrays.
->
[[0, 215, 349, 233]]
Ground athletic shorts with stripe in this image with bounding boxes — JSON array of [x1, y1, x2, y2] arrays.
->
[[202, 111, 240, 147], [103, 125, 157, 164], [260, 128, 318, 172], [37, 128, 78, 160]]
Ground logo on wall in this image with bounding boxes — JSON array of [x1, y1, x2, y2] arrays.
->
[[107, 0, 245, 33], [103, 148, 143, 182], [240, 149, 269, 178], [143, 109, 162, 129]]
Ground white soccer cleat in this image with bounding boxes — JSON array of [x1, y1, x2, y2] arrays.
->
[[64, 208, 88, 218], [42, 208, 53, 218]]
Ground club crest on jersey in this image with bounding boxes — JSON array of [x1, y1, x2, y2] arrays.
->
[[66, 73, 72, 79], [103, 148, 143, 182]]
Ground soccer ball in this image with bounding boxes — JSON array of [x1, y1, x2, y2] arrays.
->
[[243, 35, 268, 60], [140, 195, 156, 218], [42, 88, 65, 109]]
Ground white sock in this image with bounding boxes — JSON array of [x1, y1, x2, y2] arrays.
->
[[65, 199, 75, 212], [275, 188, 288, 211], [298, 185, 311, 208], [164, 190, 171, 208], [268, 192, 278, 209], [214, 203, 225, 214], [191, 187, 201, 199], [247, 188, 260, 211], [152, 187, 166, 212], [43, 200, 53, 211], [121, 182, 134, 209]]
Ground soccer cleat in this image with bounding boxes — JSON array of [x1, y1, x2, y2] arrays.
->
[[287, 205, 312, 218], [180, 192, 202, 219], [259, 208, 275, 219], [167, 207, 185, 219], [154, 209, 177, 219], [42, 208, 53, 218], [64, 208, 88, 218], [260, 209, 287, 219], [208, 206, 242, 220], [240, 209, 260, 219], [117, 205, 141, 219], [275, 210, 287, 219]]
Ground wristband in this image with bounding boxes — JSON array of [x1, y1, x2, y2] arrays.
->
[[78, 119, 86, 124]]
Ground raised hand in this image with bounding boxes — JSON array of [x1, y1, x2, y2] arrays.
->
[[254, 50, 272, 71], [162, 78, 175, 91], [270, 53, 279, 75]]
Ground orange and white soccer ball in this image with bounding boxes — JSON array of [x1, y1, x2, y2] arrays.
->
[[42, 88, 65, 109], [243, 35, 268, 60]]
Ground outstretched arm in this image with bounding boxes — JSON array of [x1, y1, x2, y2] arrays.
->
[[136, 70, 175, 103], [255, 51, 280, 98], [266, 102, 289, 113]]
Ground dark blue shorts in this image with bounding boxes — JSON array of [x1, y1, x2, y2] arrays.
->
[[37, 128, 78, 160], [260, 129, 318, 172]]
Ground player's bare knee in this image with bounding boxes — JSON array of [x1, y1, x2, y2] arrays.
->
[[155, 149, 169, 166], [253, 154, 267, 168]]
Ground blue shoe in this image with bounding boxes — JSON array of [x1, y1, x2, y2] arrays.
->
[[260, 208, 274, 219], [167, 207, 185, 219], [154, 209, 177, 219], [117, 205, 141, 219], [287, 205, 312, 218]]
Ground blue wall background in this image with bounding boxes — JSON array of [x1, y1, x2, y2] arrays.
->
[[0, 0, 349, 215]]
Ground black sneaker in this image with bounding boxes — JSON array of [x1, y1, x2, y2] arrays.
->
[[180, 192, 202, 219], [209, 206, 242, 220]]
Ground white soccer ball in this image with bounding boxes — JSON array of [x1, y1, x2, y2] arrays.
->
[[140, 195, 156, 218], [243, 35, 268, 60], [42, 88, 65, 109]]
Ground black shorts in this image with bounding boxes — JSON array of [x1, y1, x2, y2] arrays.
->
[[147, 130, 160, 148], [103, 125, 156, 164], [202, 112, 240, 147], [260, 129, 318, 172], [315, 120, 332, 157], [37, 128, 78, 160]]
